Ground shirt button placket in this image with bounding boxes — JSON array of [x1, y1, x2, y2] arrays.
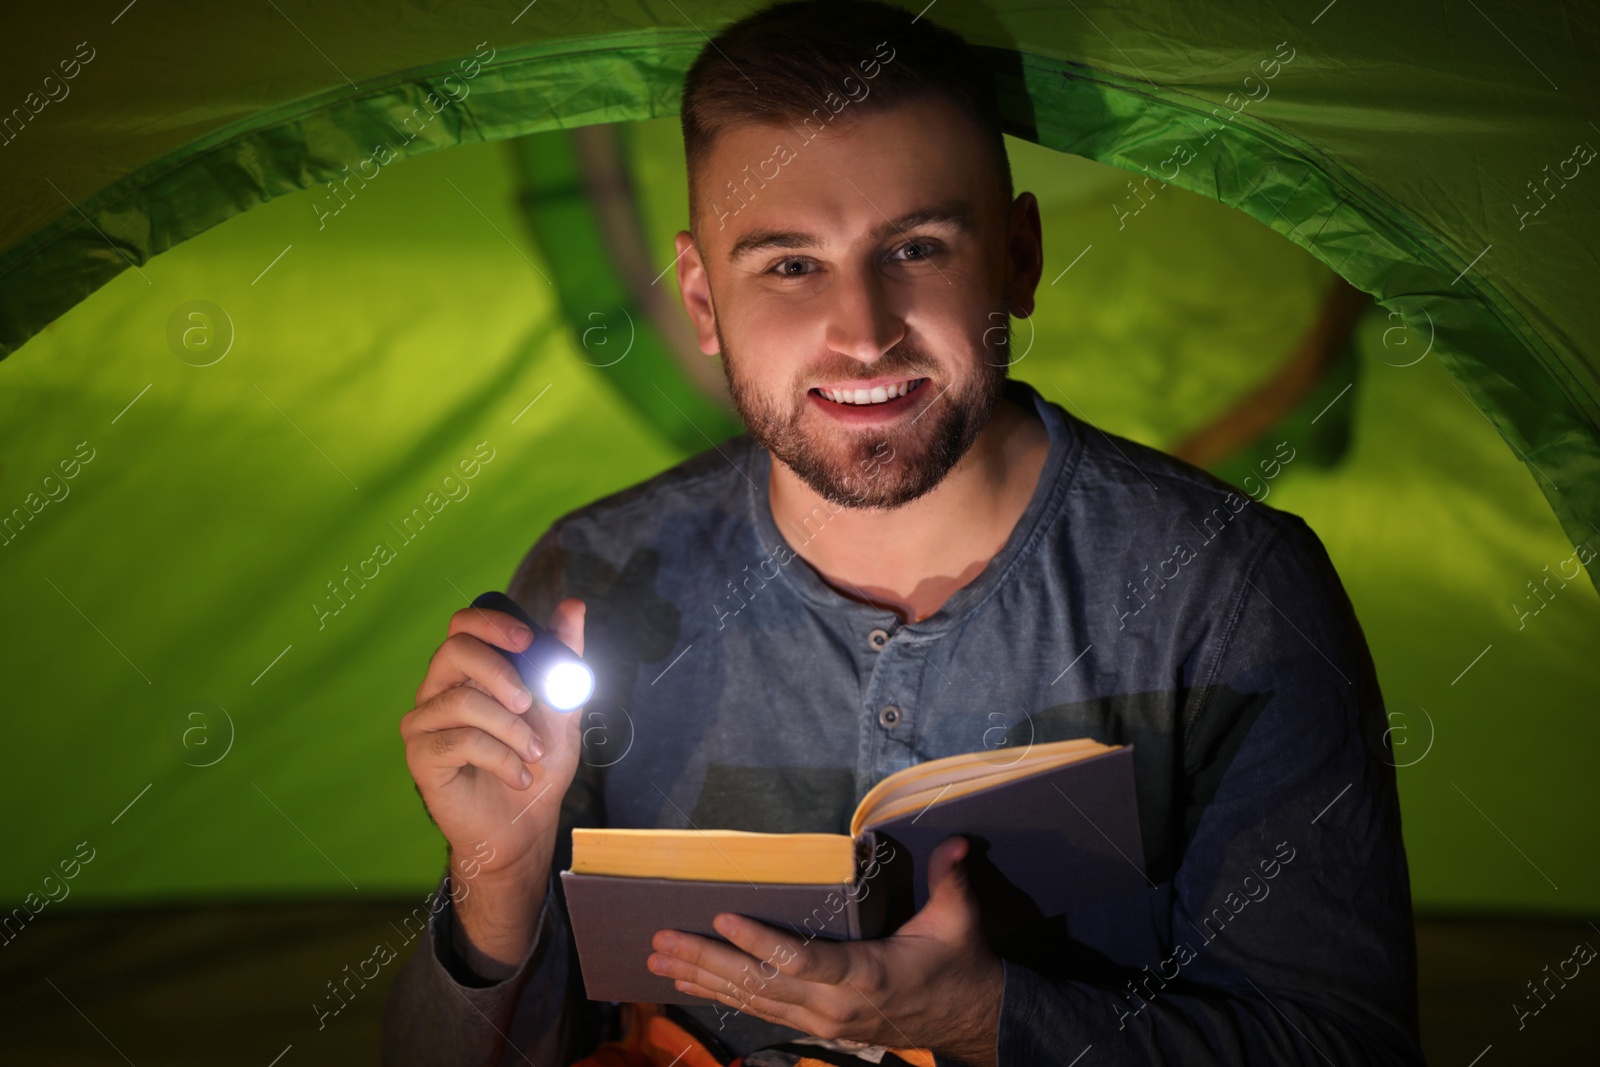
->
[[862, 623, 914, 783]]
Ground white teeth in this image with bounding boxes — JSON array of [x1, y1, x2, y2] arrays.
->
[[820, 379, 920, 405]]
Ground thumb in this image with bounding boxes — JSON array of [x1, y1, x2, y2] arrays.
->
[[547, 598, 586, 657], [916, 835, 982, 935]]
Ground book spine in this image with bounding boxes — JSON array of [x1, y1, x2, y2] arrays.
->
[[847, 830, 874, 940]]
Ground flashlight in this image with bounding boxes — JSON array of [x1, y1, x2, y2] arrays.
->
[[471, 590, 594, 712]]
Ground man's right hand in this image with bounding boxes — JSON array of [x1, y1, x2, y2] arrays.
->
[[400, 596, 588, 976]]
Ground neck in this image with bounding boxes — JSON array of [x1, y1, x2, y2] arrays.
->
[[768, 391, 1051, 623]]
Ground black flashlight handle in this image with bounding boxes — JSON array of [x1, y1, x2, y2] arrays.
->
[[471, 590, 592, 713], [471, 590, 544, 639]]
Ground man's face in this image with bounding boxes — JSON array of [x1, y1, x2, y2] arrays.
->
[[676, 93, 1039, 510]]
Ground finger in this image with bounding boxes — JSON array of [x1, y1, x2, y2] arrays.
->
[[416, 631, 536, 711], [546, 598, 586, 657], [650, 929, 788, 998], [898, 835, 979, 942], [648, 934, 806, 1027], [405, 724, 534, 792], [402, 685, 544, 765], [447, 605, 535, 656], [926, 835, 970, 896], [709, 913, 847, 985]]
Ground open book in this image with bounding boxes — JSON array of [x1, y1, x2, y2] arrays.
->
[[560, 738, 1145, 1003]]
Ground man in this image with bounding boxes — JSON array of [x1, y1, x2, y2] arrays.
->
[[384, 2, 1423, 1065]]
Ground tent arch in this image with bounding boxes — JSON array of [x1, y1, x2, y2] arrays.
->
[[1, 7, 1596, 587]]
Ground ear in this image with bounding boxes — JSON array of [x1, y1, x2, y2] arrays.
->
[[674, 230, 721, 356], [1004, 192, 1043, 319]]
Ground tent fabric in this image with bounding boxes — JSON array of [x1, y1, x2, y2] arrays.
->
[[2, 3, 1596, 586], [1, 0, 1596, 918], [511, 125, 743, 450]]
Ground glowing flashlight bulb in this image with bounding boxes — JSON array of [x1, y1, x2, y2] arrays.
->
[[471, 591, 594, 714], [541, 661, 595, 711]]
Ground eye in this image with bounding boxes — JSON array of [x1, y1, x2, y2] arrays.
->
[[768, 256, 817, 277], [892, 239, 941, 262]]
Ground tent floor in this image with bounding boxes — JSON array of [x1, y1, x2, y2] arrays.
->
[[0, 904, 1594, 1063]]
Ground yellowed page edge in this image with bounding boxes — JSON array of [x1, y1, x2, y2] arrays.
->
[[850, 739, 1116, 836], [570, 828, 856, 884]]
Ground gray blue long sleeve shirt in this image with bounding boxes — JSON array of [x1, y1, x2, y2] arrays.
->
[[381, 378, 1424, 1066]]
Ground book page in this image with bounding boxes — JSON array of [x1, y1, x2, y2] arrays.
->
[[850, 738, 1114, 836]]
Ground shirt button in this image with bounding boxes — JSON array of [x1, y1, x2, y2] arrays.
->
[[868, 628, 890, 650], [878, 705, 901, 728]]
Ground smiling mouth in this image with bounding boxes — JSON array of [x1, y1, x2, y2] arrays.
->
[[812, 377, 929, 406]]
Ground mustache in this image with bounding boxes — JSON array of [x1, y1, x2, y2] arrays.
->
[[799, 343, 937, 389]]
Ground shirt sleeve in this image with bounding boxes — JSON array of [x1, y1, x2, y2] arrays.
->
[[380, 867, 565, 1067], [381, 759, 618, 1066], [994, 518, 1426, 1065], [381, 524, 618, 1066]]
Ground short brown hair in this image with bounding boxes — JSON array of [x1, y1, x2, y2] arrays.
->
[[680, 0, 1013, 231]]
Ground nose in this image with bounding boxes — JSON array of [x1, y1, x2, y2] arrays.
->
[[822, 261, 906, 364]]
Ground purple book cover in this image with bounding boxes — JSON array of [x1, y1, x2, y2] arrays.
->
[[561, 834, 890, 1004], [867, 745, 1146, 921], [560, 747, 1143, 1003]]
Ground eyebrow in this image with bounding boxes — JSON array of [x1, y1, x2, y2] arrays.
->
[[727, 204, 974, 262]]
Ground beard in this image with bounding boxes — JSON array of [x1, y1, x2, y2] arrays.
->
[[716, 320, 1011, 510]]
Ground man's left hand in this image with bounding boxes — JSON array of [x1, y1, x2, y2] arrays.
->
[[647, 834, 1004, 1067]]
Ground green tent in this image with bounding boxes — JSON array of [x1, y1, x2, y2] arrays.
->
[[2, 0, 1596, 1061]]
